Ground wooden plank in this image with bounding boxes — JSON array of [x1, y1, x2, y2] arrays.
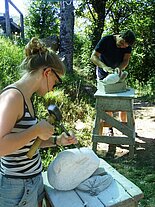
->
[[93, 105, 103, 134], [97, 98, 132, 111], [97, 180, 134, 207], [99, 159, 144, 202], [74, 189, 105, 207], [127, 111, 135, 129], [43, 172, 84, 207], [46, 188, 84, 207], [92, 135, 135, 145], [44, 171, 105, 207], [5, 0, 11, 37], [94, 88, 135, 98], [75, 180, 137, 207], [97, 111, 134, 137], [92, 108, 104, 151], [129, 145, 134, 158], [9, 0, 23, 15]]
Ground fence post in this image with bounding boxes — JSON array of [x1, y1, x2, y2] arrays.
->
[[5, 0, 11, 37]]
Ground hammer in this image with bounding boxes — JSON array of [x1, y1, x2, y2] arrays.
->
[[48, 105, 70, 135], [48, 105, 80, 150], [26, 105, 79, 159]]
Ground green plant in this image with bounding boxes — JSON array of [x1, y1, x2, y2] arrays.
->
[[127, 78, 155, 103], [73, 33, 95, 79], [25, 0, 59, 39], [0, 36, 23, 90]]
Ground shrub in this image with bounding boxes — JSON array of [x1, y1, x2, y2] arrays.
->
[[0, 36, 23, 90]]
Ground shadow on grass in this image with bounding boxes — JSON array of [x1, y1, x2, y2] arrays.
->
[[134, 136, 155, 169]]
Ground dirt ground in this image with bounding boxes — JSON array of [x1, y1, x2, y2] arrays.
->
[[97, 100, 155, 168]]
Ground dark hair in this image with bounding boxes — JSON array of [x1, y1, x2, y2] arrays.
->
[[121, 30, 136, 46], [20, 37, 65, 75]]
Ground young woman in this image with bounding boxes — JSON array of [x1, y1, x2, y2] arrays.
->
[[0, 37, 77, 207]]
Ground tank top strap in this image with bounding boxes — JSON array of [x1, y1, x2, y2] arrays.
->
[[1, 86, 26, 103]]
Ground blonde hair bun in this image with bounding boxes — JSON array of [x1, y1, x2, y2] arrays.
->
[[25, 37, 48, 57], [20, 37, 65, 75]]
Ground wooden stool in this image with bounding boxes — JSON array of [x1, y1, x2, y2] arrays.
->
[[92, 88, 135, 158]]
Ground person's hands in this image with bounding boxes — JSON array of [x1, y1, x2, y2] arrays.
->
[[115, 67, 122, 77], [57, 130, 78, 146], [102, 66, 113, 73], [35, 119, 54, 141]]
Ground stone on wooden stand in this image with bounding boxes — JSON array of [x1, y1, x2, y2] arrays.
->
[[97, 80, 127, 94], [92, 81, 135, 158]]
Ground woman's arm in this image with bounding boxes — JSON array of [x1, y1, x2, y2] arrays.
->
[[0, 90, 54, 156]]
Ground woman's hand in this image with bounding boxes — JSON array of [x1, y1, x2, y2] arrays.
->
[[56, 130, 78, 146], [35, 119, 55, 141]]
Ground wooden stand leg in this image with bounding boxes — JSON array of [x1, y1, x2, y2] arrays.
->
[[129, 145, 134, 158], [99, 120, 105, 135], [92, 142, 97, 153]]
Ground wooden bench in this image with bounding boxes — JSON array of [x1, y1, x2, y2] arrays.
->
[[42, 159, 143, 207]]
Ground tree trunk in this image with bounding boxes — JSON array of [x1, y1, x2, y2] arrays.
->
[[91, 0, 107, 49], [59, 0, 74, 73], [89, 0, 107, 79]]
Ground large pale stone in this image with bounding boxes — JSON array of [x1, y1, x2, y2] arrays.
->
[[47, 147, 100, 191], [97, 81, 127, 94]]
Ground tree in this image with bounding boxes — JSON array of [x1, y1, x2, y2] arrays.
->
[[106, 0, 137, 33], [75, 0, 155, 83], [126, 0, 155, 83], [25, 0, 59, 39], [59, 0, 74, 73], [77, 0, 108, 49]]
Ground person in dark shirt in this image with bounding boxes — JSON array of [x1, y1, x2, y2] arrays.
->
[[91, 29, 135, 81], [90, 29, 136, 139]]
